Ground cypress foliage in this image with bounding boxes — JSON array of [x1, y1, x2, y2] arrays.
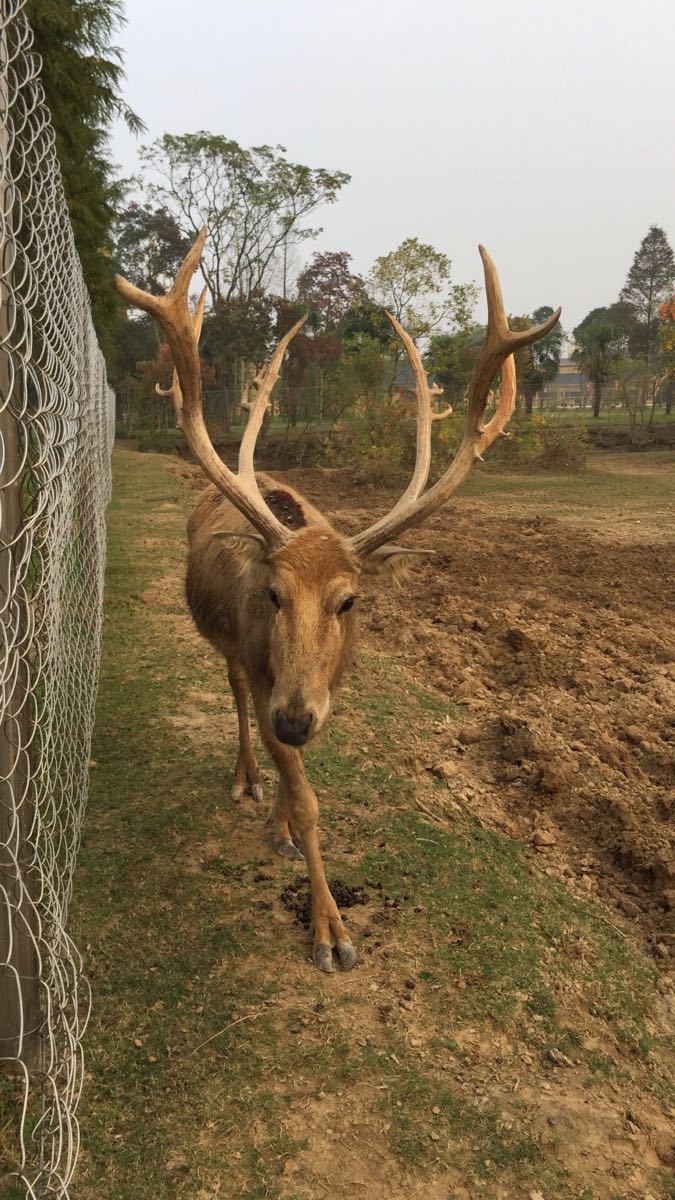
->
[[25, 0, 143, 354]]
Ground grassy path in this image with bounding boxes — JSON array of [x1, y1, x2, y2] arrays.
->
[[69, 448, 673, 1200]]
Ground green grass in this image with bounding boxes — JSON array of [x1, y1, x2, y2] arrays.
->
[[361, 814, 657, 1040], [63, 447, 673, 1200], [452, 448, 674, 515], [310, 435, 673, 533], [542, 406, 675, 428]]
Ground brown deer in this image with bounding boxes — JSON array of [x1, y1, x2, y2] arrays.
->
[[115, 229, 560, 973]]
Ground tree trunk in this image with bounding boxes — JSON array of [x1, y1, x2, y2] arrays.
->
[[647, 375, 659, 428], [319, 366, 325, 419], [592, 377, 602, 419], [213, 361, 230, 432]]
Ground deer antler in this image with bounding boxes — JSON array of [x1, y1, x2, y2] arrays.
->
[[115, 228, 302, 547], [349, 247, 560, 557], [238, 314, 307, 484], [155, 285, 208, 429], [386, 312, 453, 512]]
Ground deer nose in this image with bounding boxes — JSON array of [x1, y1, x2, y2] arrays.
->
[[274, 709, 314, 746]]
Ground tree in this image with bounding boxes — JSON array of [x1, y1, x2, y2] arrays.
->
[[656, 297, 675, 415], [274, 300, 313, 427], [297, 251, 365, 330], [341, 298, 393, 348], [202, 292, 277, 371], [518, 306, 566, 413], [198, 291, 278, 429], [139, 132, 349, 304], [613, 357, 653, 445], [106, 312, 157, 389], [319, 336, 386, 430], [26, 0, 143, 352], [114, 203, 192, 293], [367, 238, 477, 397], [426, 328, 483, 406], [619, 225, 675, 358], [367, 237, 476, 339], [572, 308, 624, 418]]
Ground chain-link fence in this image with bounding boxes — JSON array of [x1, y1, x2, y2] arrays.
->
[[1, 3, 113, 1196]]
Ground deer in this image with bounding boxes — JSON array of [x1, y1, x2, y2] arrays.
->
[[115, 229, 560, 973]]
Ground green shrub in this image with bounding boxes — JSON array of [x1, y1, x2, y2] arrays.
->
[[539, 421, 588, 469], [491, 414, 587, 471], [136, 430, 181, 455], [325, 403, 588, 483]]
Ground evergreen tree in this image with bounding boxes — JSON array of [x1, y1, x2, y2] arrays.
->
[[619, 225, 675, 358], [26, 0, 143, 353]]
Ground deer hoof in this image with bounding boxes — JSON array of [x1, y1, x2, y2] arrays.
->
[[274, 837, 304, 861], [337, 940, 357, 971], [313, 943, 335, 973], [231, 780, 263, 802]]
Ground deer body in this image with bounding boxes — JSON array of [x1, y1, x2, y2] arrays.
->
[[115, 227, 560, 972], [185, 476, 363, 970]]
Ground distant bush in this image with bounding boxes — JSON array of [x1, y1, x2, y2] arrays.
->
[[539, 422, 588, 469], [322, 394, 410, 487], [136, 430, 181, 454], [324, 402, 587, 484], [491, 415, 587, 471], [324, 394, 468, 487]]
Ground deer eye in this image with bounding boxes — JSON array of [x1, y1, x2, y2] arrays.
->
[[338, 595, 356, 615], [267, 588, 281, 609]]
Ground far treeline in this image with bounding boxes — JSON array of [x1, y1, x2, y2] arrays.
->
[[31, 0, 675, 470]]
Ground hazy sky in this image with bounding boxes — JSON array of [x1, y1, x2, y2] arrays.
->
[[110, 0, 675, 334]]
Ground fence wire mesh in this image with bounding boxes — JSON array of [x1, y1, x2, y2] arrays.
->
[[0, 2, 113, 1195]]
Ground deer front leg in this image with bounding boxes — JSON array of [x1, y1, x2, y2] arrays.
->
[[293, 787, 358, 973], [254, 703, 357, 973]]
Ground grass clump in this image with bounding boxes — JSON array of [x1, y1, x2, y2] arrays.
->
[[362, 813, 657, 1048]]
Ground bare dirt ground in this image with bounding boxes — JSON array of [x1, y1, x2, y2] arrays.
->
[[172, 452, 675, 956]]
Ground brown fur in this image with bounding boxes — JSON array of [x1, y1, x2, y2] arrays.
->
[[185, 474, 369, 971]]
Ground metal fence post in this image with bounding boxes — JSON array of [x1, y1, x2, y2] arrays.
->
[[0, 13, 41, 1072]]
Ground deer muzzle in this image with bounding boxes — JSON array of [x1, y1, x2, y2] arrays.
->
[[273, 708, 315, 747]]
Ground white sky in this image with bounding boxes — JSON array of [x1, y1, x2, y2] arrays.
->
[[110, 0, 675, 334]]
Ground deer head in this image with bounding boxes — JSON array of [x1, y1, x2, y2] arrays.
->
[[116, 229, 560, 745]]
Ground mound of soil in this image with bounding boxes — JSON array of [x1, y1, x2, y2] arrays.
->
[[287, 469, 675, 959]]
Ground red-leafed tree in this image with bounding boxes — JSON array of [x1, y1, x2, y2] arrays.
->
[[297, 251, 366, 330]]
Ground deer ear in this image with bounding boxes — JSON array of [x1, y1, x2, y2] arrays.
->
[[361, 545, 434, 582], [211, 530, 267, 560]]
